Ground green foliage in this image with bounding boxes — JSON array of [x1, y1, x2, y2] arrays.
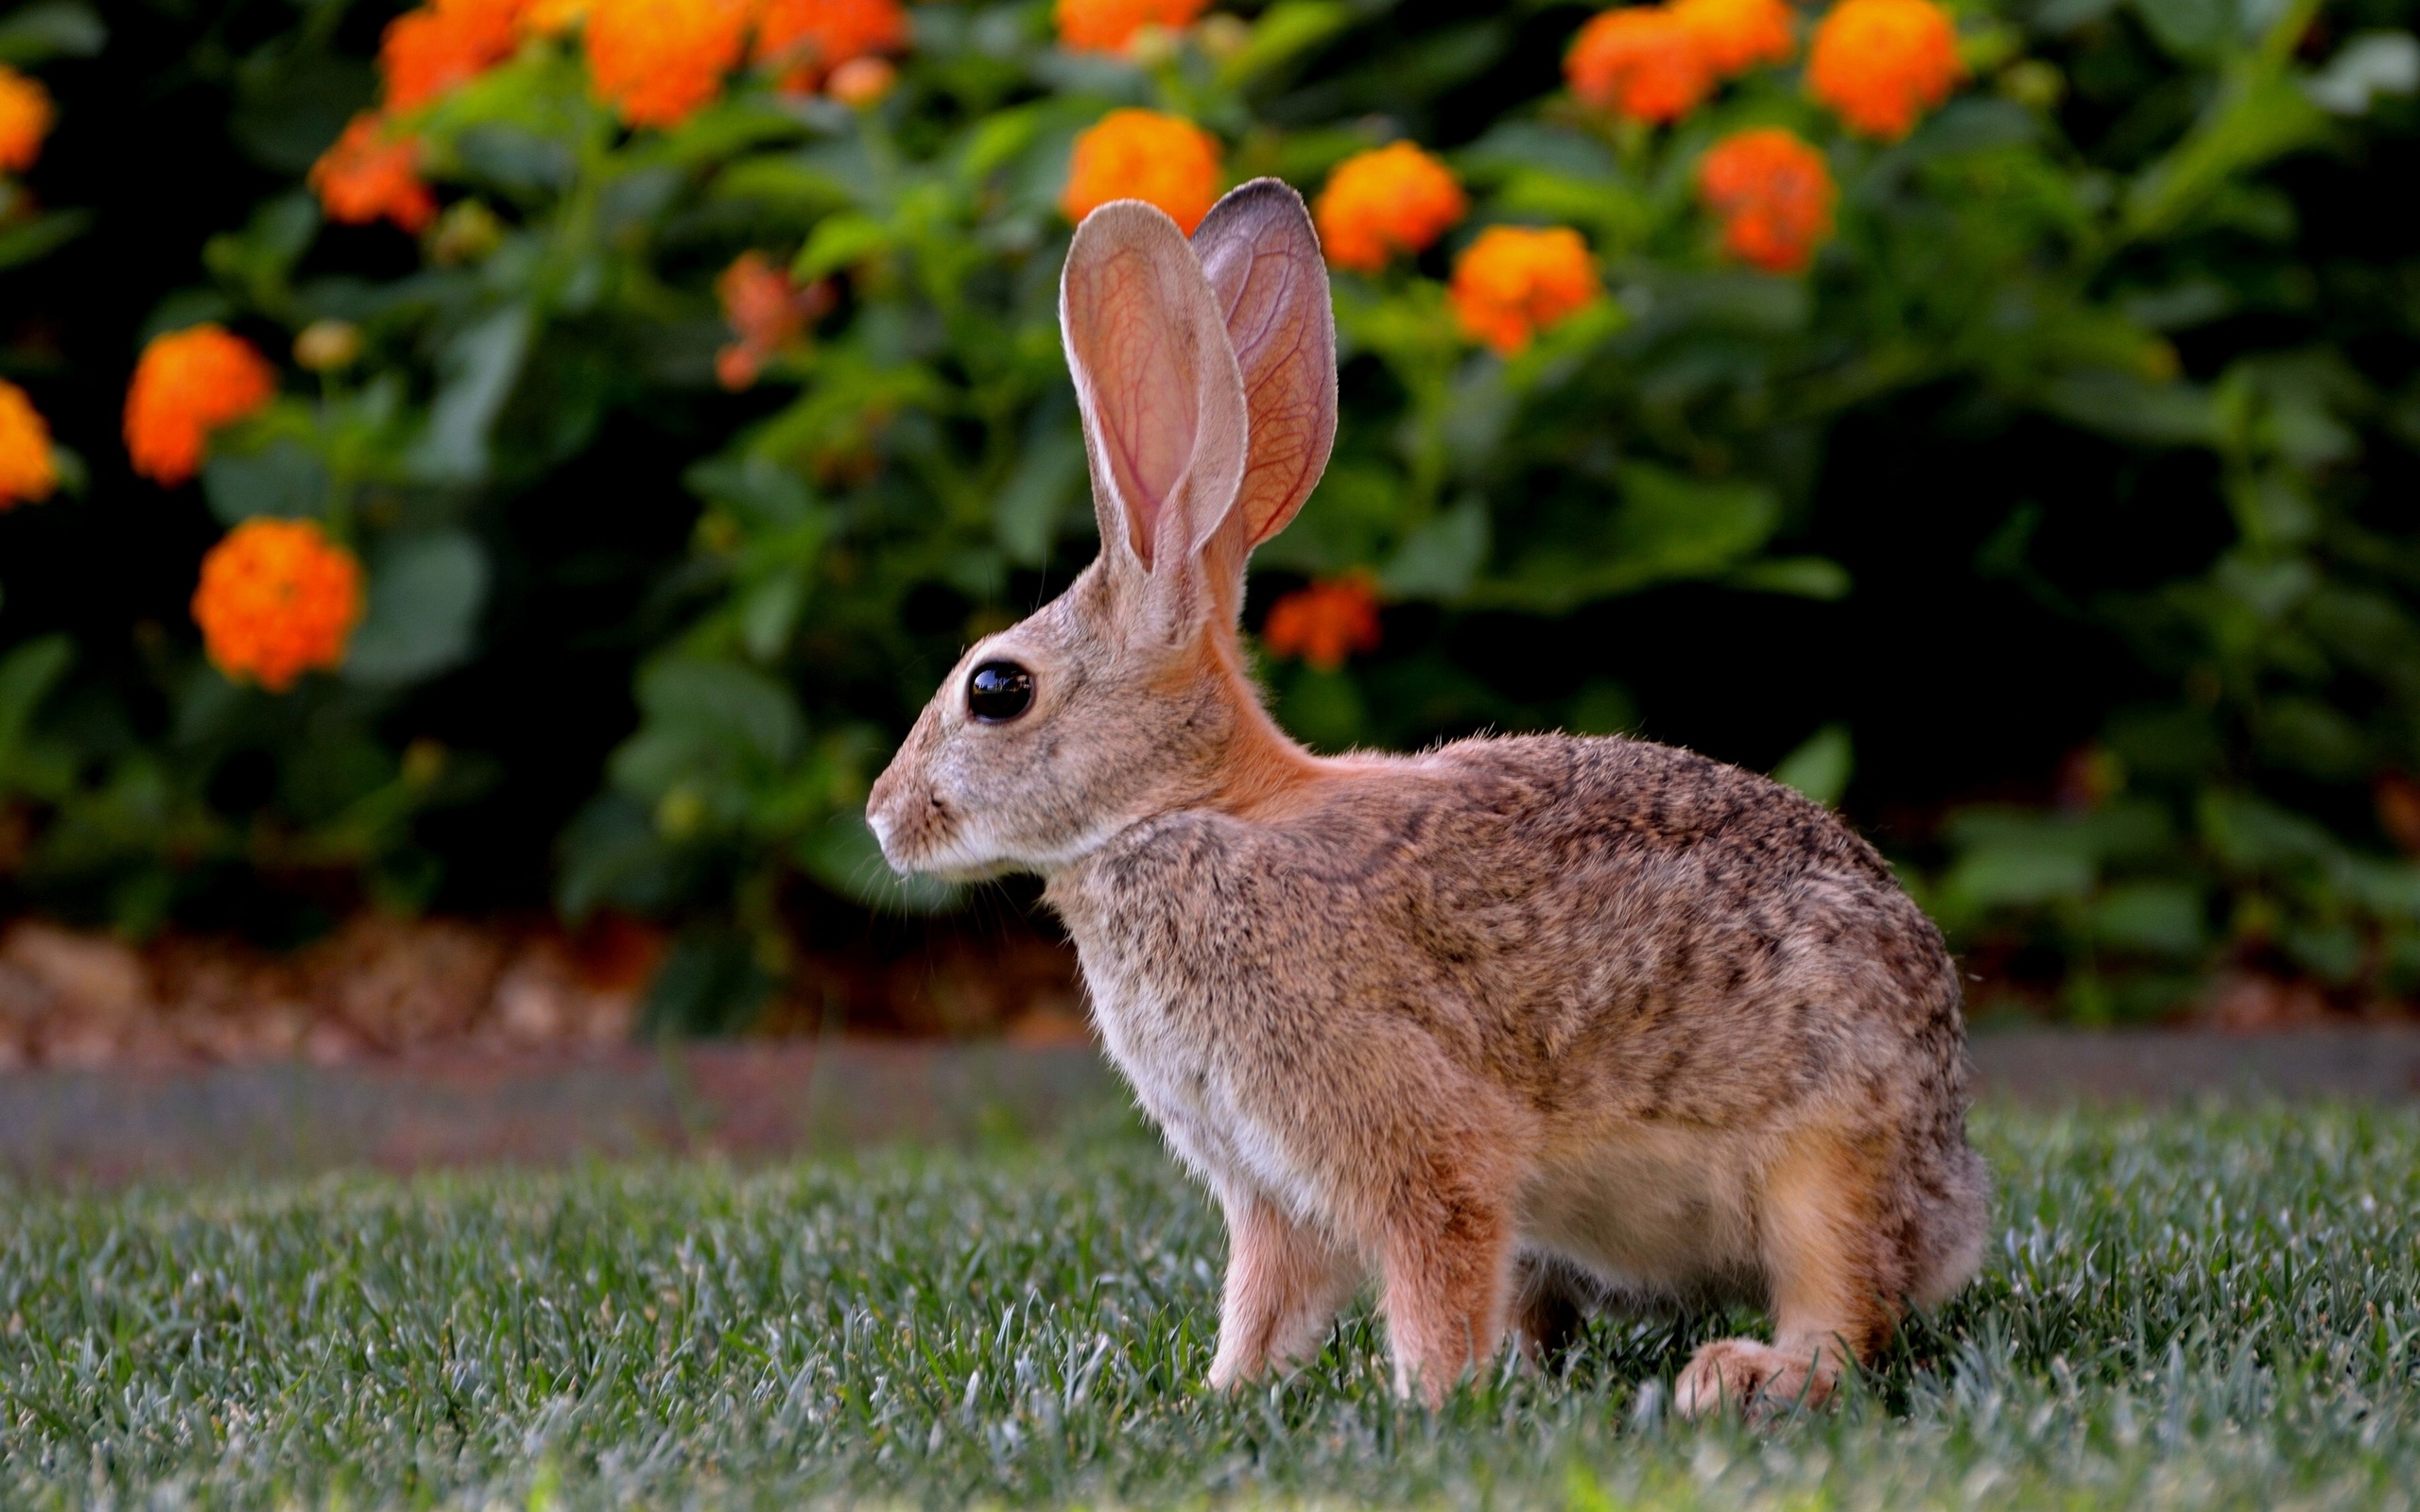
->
[[0, 0, 2415, 1025], [0, 1104, 2417, 1505]]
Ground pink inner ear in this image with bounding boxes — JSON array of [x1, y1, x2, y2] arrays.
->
[[1217, 247, 1328, 546], [1193, 184, 1337, 551], [1080, 244, 1203, 565]]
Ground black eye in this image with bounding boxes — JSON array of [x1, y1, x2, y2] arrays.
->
[[967, 661, 1034, 723]]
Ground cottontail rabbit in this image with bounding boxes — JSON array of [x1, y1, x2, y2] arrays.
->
[[868, 180, 1987, 1414]]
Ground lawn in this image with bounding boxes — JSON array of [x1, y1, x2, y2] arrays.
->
[[2, 1102, 2415, 1509]]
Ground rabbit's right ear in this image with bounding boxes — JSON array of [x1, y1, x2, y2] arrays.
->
[[1190, 179, 1336, 552], [1060, 200, 1249, 581]]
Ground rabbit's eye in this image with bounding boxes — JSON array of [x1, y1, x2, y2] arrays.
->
[[967, 661, 1034, 723]]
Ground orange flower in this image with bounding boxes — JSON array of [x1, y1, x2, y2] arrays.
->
[[1262, 576, 1381, 671], [1061, 109, 1222, 234], [381, 0, 527, 111], [1671, 0, 1794, 76], [1313, 143, 1467, 274], [0, 64, 52, 174], [1565, 6, 1712, 125], [715, 251, 833, 389], [1449, 226, 1601, 355], [1807, 0, 1964, 140], [190, 518, 365, 693], [1055, 0, 1209, 54], [309, 113, 439, 233], [124, 326, 279, 487], [1697, 128, 1834, 273], [584, 0, 751, 127], [753, 0, 909, 92], [522, 0, 589, 33], [0, 381, 56, 510]]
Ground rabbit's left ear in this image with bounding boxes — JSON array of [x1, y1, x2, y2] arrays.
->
[[1189, 179, 1337, 554]]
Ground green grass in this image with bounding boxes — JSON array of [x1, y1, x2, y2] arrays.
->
[[2, 1103, 2416, 1509]]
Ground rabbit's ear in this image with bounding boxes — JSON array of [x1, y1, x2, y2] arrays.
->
[[1190, 179, 1336, 551], [1061, 200, 1249, 577]]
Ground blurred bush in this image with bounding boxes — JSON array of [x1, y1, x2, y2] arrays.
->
[[0, 0, 2415, 1028]]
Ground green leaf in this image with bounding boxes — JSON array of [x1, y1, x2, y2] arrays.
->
[[0, 2, 102, 63], [992, 421, 1084, 567], [201, 440, 330, 525], [2305, 31, 2420, 115], [795, 214, 892, 281], [2126, 72, 2331, 240], [2094, 882, 2208, 956], [2035, 371, 2219, 447], [1379, 500, 1490, 601], [2129, 0, 2229, 60], [1218, 1, 1352, 86], [631, 660, 805, 774], [1944, 839, 2098, 909], [1727, 558, 1852, 600], [0, 633, 72, 777], [408, 305, 532, 485], [1473, 465, 1782, 613], [0, 209, 90, 272], [1772, 724, 1854, 807], [343, 531, 491, 687]]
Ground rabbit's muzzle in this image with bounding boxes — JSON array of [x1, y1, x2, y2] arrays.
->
[[865, 768, 953, 875]]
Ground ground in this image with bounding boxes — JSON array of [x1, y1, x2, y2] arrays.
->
[[1, 1102, 2415, 1508]]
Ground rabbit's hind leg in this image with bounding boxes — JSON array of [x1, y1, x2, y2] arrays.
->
[[1511, 1251, 1598, 1366], [1378, 1155, 1519, 1408], [1207, 1188, 1363, 1390], [1674, 1129, 1899, 1418]]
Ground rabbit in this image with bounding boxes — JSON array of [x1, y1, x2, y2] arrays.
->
[[866, 179, 1988, 1415]]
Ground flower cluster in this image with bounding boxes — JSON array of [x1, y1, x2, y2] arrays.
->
[[1566, 0, 1960, 140], [1314, 143, 1466, 274], [585, 0, 752, 128], [1806, 0, 1965, 140], [381, 0, 527, 110], [1450, 226, 1601, 355], [1674, 0, 1795, 75], [310, 114, 439, 232], [1697, 128, 1835, 273], [716, 252, 835, 389], [1565, 0, 1793, 125], [1262, 576, 1382, 671], [309, 0, 524, 232], [190, 519, 365, 692], [0, 381, 56, 510], [1055, 0, 1209, 55], [754, 0, 909, 94], [0, 63, 52, 174], [124, 326, 279, 487], [1566, 7, 1711, 124], [1062, 109, 1222, 233]]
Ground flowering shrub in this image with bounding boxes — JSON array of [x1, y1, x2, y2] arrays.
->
[[0, 0, 2415, 1026]]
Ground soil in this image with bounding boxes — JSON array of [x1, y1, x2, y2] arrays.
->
[[0, 909, 1089, 1071]]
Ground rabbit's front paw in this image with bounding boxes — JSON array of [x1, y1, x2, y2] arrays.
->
[[1673, 1338, 1837, 1418]]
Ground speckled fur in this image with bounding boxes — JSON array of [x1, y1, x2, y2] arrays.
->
[[869, 182, 1987, 1414]]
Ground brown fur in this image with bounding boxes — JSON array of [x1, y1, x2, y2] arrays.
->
[[868, 182, 1988, 1414]]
